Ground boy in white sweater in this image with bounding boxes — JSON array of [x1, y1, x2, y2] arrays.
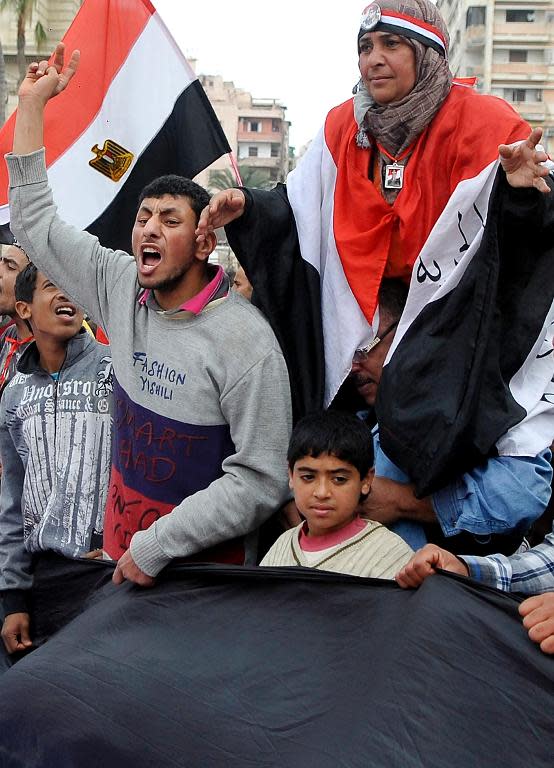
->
[[261, 411, 413, 578]]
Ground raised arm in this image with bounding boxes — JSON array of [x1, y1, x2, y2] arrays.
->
[[14, 43, 80, 155]]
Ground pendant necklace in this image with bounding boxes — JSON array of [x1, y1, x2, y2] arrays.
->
[[376, 142, 414, 190]]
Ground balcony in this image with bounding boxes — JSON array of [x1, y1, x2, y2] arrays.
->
[[491, 63, 549, 82], [494, 23, 551, 42], [510, 101, 546, 120]]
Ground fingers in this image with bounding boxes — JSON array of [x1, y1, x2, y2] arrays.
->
[[112, 563, 125, 585], [195, 189, 246, 242], [1, 613, 33, 654], [135, 572, 156, 588], [533, 175, 552, 195], [396, 544, 469, 588], [519, 594, 554, 654], [25, 44, 79, 92], [52, 42, 66, 72], [498, 143, 514, 161], [525, 126, 543, 150], [520, 593, 554, 628], [395, 544, 442, 588], [65, 49, 81, 79], [112, 551, 156, 588], [500, 126, 552, 193], [83, 548, 103, 560], [519, 594, 543, 617], [195, 204, 212, 240], [526, 616, 554, 651]]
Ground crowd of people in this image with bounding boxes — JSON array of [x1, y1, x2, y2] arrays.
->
[[0, 0, 553, 681]]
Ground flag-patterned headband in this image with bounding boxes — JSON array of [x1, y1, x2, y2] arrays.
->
[[358, 3, 447, 57]]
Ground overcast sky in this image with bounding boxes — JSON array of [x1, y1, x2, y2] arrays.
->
[[154, 0, 366, 150]]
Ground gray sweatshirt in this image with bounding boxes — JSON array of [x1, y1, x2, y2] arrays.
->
[[7, 149, 292, 577], [0, 331, 113, 614]]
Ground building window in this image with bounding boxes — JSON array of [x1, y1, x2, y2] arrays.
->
[[504, 88, 526, 101], [248, 121, 260, 132], [509, 49, 528, 62], [270, 143, 280, 158], [506, 9, 535, 22], [248, 146, 258, 157], [504, 88, 543, 102], [466, 6, 486, 26], [272, 119, 281, 132]]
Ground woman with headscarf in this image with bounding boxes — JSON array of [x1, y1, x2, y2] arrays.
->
[[196, 0, 553, 554]]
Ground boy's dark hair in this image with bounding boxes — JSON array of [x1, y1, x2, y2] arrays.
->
[[138, 175, 210, 223], [15, 263, 38, 304], [287, 410, 374, 477]]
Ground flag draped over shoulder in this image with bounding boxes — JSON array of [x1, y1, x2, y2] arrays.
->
[[0, 564, 553, 767], [376, 170, 554, 496], [0, 0, 231, 252], [228, 83, 553, 487]]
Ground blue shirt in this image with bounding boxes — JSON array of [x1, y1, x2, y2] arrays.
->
[[372, 425, 552, 551]]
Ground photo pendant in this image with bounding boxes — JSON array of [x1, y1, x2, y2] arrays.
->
[[384, 162, 404, 189]]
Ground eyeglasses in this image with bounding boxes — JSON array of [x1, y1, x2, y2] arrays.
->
[[352, 319, 399, 363]]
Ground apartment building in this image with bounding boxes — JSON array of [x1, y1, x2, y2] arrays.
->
[[437, 0, 554, 149], [196, 73, 291, 191]]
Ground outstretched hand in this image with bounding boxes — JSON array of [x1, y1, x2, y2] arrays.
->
[[19, 42, 80, 106], [395, 543, 469, 588], [196, 189, 246, 244], [499, 127, 551, 194]]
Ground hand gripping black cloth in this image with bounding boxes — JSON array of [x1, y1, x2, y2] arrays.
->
[[0, 564, 553, 767]]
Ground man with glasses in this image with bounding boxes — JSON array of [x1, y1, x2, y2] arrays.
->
[[349, 279, 552, 555]]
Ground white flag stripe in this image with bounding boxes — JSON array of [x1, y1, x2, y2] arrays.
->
[[287, 128, 373, 406], [46, 12, 195, 229], [381, 14, 446, 52], [386, 159, 497, 361]]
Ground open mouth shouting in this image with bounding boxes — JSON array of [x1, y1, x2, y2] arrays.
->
[[139, 245, 162, 276]]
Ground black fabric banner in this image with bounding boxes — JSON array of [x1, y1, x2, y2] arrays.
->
[[0, 563, 553, 767]]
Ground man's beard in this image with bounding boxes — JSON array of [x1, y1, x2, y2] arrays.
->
[[137, 263, 191, 293]]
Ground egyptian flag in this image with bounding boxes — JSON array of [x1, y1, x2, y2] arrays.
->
[[228, 82, 553, 487], [0, 0, 231, 252], [376, 168, 554, 495]]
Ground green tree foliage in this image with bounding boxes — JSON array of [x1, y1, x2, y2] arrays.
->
[[209, 165, 274, 193], [0, 0, 47, 88]]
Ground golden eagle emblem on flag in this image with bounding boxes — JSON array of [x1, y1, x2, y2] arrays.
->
[[89, 140, 134, 182]]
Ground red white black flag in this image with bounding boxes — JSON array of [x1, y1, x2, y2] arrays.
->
[[0, 0, 231, 251]]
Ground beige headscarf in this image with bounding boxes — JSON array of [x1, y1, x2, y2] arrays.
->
[[354, 0, 453, 158]]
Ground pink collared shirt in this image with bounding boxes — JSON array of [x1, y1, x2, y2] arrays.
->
[[138, 265, 226, 314]]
